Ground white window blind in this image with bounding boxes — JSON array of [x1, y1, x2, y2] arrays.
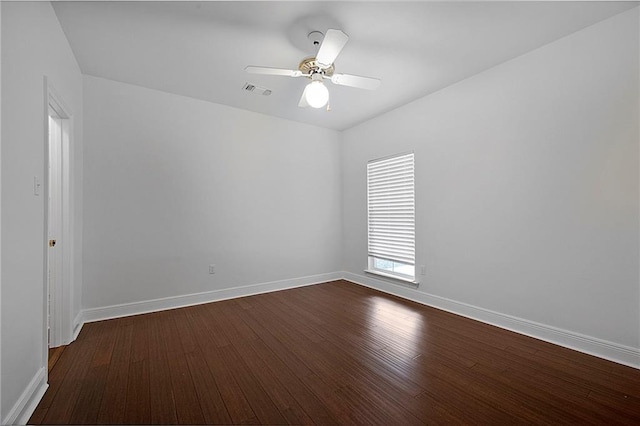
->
[[367, 153, 415, 268]]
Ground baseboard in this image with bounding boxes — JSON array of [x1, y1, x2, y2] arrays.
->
[[71, 270, 640, 369], [2, 367, 48, 425], [79, 272, 343, 324], [342, 271, 640, 369], [72, 311, 84, 340]]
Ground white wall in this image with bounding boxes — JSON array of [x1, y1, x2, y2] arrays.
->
[[342, 8, 639, 356], [1, 2, 83, 423], [0, 2, 3, 420], [82, 76, 342, 310]]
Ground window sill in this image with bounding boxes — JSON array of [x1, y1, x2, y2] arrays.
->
[[364, 269, 419, 288]]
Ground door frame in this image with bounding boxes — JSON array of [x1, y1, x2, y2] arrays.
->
[[43, 77, 75, 354]]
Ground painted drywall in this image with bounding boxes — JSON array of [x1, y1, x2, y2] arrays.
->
[[0, 2, 3, 421], [342, 8, 639, 350], [1, 1, 83, 423], [82, 75, 342, 310]]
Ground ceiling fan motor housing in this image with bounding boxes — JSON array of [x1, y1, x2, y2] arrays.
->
[[298, 57, 335, 77]]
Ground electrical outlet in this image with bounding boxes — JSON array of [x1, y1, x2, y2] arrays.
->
[[209, 264, 216, 274]]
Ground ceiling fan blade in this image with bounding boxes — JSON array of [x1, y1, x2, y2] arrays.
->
[[316, 29, 349, 68], [298, 85, 310, 108], [330, 73, 381, 90], [245, 66, 302, 77]]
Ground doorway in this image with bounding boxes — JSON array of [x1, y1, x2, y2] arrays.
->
[[45, 79, 73, 351]]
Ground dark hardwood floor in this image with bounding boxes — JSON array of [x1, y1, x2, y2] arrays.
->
[[30, 280, 640, 425], [47, 346, 66, 373]]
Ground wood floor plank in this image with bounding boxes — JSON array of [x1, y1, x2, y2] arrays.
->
[[239, 313, 343, 425], [68, 364, 109, 424], [174, 307, 199, 354], [240, 303, 360, 423], [67, 322, 119, 424], [28, 406, 49, 425], [35, 332, 90, 415], [217, 343, 287, 425], [184, 349, 233, 424], [496, 365, 640, 425], [160, 312, 205, 425], [31, 280, 640, 425], [40, 323, 105, 424], [412, 391, 474, 424], [201, 351, 257, 421], [201, 345, 259, 425], [48, 346, 66, 372], [184, 305, 258, 424], [199, 303, 233, 348], [123, 359, 151, 424], [96, 319, 134, 424], [233, 339, 316, 425], [221, 301, 260, 342], [178, 308, 233, 423], [147, 313, 178, 424], [123, 317, 151, 424]]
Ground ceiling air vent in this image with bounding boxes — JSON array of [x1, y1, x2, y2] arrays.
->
[[242, 83, 272, 96]]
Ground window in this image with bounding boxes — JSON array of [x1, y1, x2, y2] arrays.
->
[[367, 152, 415, 282]]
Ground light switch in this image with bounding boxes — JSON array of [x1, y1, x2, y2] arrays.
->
[[34, 176, 41, 196]]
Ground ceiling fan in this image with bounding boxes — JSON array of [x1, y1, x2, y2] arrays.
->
[[245, 29, 381, 110]]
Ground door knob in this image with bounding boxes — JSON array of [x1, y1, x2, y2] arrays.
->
[[49, 239, 56, 247]]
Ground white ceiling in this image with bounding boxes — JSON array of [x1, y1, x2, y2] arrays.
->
[[52, 1, 636, 131]]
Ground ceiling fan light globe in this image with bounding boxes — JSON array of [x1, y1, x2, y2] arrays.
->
[[305, 81, 329, 108]]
